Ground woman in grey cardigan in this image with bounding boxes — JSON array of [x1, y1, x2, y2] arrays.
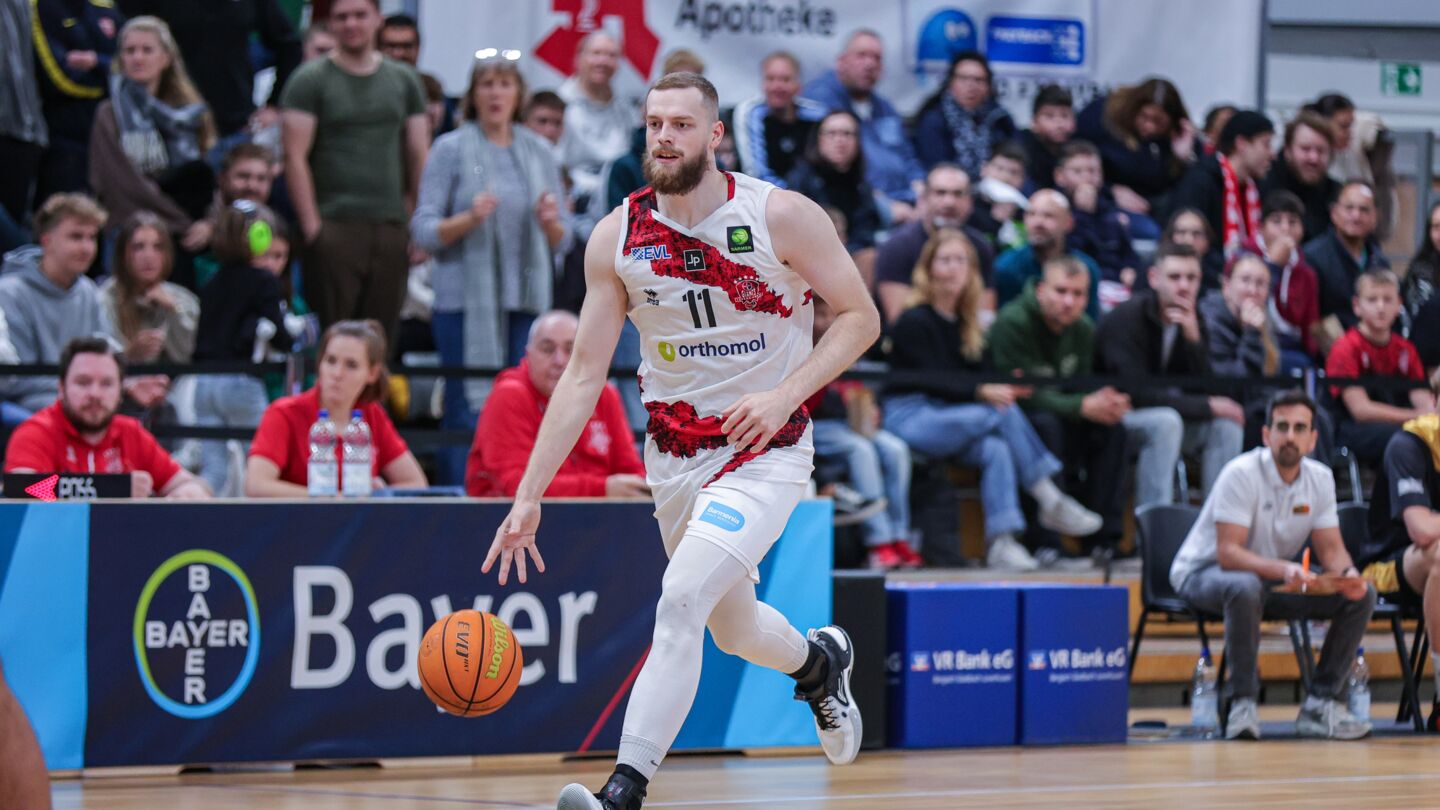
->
[[410, 53, 566, 484]]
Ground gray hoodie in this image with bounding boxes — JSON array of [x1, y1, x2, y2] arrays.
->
[[0, 246, 114, 411]]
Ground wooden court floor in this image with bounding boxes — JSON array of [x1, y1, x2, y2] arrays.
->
[[53, 707, 1440, 809]]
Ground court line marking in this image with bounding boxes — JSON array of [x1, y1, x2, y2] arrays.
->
[[198, 783, 535, 807], [641, 771, 1440, 806]]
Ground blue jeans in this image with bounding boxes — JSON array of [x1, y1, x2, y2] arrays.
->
[[813, 420, 912, 548], [883, 395, 1061, 540], [194, 374, 268, 494], [431, 310, 475, 487]]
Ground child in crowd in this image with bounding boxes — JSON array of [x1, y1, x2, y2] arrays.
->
[[1325, 269, 1436, 464], [1243, 190, 1321, 368], [970, 143, 1029, 252], [1051, 140, 1139, 310], [1020, 84, 1076, 191]]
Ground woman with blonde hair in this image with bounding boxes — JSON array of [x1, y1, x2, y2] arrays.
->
[[89, 15, 218, 277], [883, 229, 1101, 570], [100, 211, 200, 363], [410, 50, 566, 484]]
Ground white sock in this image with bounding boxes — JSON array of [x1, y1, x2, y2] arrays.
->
[[1028, 477, 1063, 511], [616, 734, 667, 781], [1430, 651, 1440, 698]]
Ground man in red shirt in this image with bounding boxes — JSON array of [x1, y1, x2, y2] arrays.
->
[[1326, 269, 1437, 464], [4, 337, 210, 498], [467, 311, 646, 497]]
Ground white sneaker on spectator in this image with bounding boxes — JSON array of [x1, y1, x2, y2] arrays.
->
[[986, 535, 1039, 570], [1226, 698, 1261, 740], [1037, 494, 1103, 537], [1296, 697, 1370, 740]]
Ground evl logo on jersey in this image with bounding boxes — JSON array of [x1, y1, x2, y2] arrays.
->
[[630, 245, 672, 262]]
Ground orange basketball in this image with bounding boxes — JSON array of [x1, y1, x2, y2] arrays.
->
[[417, 609, 523, 717]]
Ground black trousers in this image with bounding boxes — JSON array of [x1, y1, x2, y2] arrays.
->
[[0, 135, 44, 226], [1027, 410, 1129, 550]]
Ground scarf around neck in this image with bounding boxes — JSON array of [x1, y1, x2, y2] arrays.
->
[[1218, 153, 1261, 256], [109, 74, 207, 176], [941, 93, 994, 180]]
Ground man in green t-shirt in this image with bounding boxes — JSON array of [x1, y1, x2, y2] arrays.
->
[[280, 0, 428, 345], [989, 254, 1131, 557]]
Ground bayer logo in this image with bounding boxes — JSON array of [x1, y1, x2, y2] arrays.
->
[[915, 9, 980, 75]]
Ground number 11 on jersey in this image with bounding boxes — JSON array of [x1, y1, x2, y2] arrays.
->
[[683, 289, 717, 329]]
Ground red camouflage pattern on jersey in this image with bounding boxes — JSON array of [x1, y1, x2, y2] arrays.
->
[[644, 398, 810, 484], [624, 180, 795, 318]]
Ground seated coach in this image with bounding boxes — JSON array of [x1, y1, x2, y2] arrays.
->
[[467, 310, 646, 498], [4, 337, 209, 499], [1169, 389, 1374, 741]]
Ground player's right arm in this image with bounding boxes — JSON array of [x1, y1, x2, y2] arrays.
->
[[483, 210, 630, 585]]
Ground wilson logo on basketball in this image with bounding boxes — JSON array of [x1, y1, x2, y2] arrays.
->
[[132, 550, 261, 720], [486, 620, 512, 680]]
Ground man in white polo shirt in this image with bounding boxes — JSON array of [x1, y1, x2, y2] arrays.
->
[[1170, 389, 1376, 741]]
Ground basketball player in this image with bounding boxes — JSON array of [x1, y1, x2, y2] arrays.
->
[[0, 662, 51, 809], [483, 72, 880, 809]]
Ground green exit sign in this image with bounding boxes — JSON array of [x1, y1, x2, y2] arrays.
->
[[1382, 62, 1422, 96]]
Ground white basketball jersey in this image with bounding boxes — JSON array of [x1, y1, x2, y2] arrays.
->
[[614, 171, 814, 478]]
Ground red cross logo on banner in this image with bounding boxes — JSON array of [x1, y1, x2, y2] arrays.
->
[[534, 0, 660, 79], [24, 474, 59, 502]]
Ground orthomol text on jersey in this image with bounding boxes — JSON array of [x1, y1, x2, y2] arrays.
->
[[658, 333, 768, 362]]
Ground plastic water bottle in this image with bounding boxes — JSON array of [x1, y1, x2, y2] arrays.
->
[[341, 409, 373, 497], [1191, 647, 1219, 738], [307, 409, 338, 497], [1348, 648, 1371, 722]]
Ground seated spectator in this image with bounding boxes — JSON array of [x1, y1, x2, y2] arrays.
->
[[1075, 77, 1194, 218], [467, 310, 643, 498], [301, 21, 335, 62], [1307, 181, 1389, 333], [1052, 140, 1140, 302], [192, 201, 293, 494], [787, 110, 882, 282], [246, 319, 426, 496], [1167, 110, 1274, 263], [968, 143, 1029, 251], [0, 193, 120, 414], [89, 16, 217, 283], [1096, 242, 1245, 505], [100, 211, 200, 363], [731, 51, 825, 187], [989, 255, 1130, 558], [4, 336, 209, 499], [1200, 104, 1237, 154], [875, 163, 994, 326], [1325, 269, 1434, 465], [1162, 207, 1223, 290], [994, 189, 1101, 321], [882, 228, 1101, 570], [801, 28, 923, 216], [557, 31, 635, 206], [1200, 253, 1279, 380], [1170, 389, 1374, 741], [911, 51, 1016, 181], [193, 142, 282, 287], [1260, 112, 1342, 243], [1401, 202, 1440, 370], [1359, 369, 1440, 728], [807, 295, 917, 570], [1242, 190, 1321, 365], [523, 90, 566, 156], [1019, 84, 1076, 191]]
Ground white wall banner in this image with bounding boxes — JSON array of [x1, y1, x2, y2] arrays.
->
[[419, 0, 1261, 126]]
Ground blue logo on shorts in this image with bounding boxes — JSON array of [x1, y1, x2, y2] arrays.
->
[[699, 502, 746, 532]]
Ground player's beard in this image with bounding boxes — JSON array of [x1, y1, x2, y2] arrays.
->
[[644, 148, 708, 196], [61, 398, 116, 434]]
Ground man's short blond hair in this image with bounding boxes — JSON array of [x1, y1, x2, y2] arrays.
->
[[34, 193, 107, 235]]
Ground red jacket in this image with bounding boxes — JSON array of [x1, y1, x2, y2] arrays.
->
[[4, 401, 182, 490], [1242, 234, 1320, 357], [466, 360, 644, 497]]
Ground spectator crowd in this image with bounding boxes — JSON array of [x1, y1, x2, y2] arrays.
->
[[0, 1, 1436, 573]]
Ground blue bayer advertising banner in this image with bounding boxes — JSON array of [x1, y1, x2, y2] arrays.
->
[[0, 500, 832, 768]]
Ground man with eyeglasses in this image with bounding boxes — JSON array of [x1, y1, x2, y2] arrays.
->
[[874, 162, 995, 326], [379, 14, 453, 137], [1169, 389, 1376, 741]]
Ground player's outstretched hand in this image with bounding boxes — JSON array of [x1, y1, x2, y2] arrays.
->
[[484, 500, 546, 586], [721, 390, 793, 453]]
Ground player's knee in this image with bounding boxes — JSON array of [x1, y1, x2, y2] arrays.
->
[[653, 582, 707, 650]]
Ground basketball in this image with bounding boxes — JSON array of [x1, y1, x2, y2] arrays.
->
[[417, 609, 523, 717]]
